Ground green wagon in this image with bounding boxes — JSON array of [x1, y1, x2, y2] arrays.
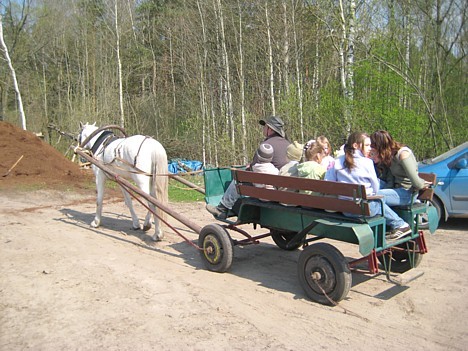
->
[[200, 167, 439, 305]]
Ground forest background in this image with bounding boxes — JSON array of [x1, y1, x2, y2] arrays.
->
[[1, 0, 466, 167]]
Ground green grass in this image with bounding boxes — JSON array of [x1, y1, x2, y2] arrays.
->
[[100, 174, 205, 202], [169, 175, 205, 202]]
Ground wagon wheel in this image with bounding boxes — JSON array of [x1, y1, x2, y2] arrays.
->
[[297, 243, 351, 305], [378, 241, 423, 273], [271, 229, 302, 251], [418, 198, 442, 230], [199, 224, 233, 273]]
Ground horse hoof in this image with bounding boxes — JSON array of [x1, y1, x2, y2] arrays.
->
[[152, 233, 164, 241], [142, 223, 152, 231], [132, 225, 140, 231], [91, 221, 99, 228]]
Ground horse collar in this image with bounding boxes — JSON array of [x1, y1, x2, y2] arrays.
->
[[91, 130, 114, 155]]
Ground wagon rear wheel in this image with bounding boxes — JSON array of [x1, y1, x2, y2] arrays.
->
[[199, 224, 233, 273], [271, 229, 302, 251], [418, 198, 442, 230], [378, 241, 423, 273], [297, 243, 351, 305]]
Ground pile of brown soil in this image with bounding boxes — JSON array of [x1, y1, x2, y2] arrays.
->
[[0, 121, 93, 190]]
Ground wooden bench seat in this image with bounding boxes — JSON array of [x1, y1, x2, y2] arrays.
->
[[234, 170, 373, 217], [234, 170, 436, 213]]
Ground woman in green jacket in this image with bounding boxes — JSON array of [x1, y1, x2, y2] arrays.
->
[[370, 130, 429, 210]]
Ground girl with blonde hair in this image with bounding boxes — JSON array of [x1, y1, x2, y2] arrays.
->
[[317, 135, 335, 170]]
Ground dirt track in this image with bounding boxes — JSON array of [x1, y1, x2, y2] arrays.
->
[[1, 189, 467, 350]]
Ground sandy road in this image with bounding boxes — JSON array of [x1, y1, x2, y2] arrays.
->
[[1, 189, 467, 350]]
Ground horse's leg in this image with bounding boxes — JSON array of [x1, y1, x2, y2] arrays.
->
[[148, 207, 163, 241], [150, 183, 164, 242], [137, 176, 163, 241], [120, 186, 141, 230], [142, 209, 152, 232], [91, 170, 106, 228], [147, 199, 163, 241], [150, 153, 168, 242]]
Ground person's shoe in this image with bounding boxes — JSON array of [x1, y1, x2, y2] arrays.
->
[[206, 203, 229, 219], [386, 224, 412, 240]]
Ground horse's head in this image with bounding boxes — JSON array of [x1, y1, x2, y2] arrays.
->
[[78, 122, 98, 148]]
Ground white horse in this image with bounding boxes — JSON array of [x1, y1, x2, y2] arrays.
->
[[78, 122, 168, 241]]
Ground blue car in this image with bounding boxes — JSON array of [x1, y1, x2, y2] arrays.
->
[[418, 142, 468, 224]]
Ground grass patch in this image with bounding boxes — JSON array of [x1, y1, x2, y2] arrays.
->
[[98, 174, 205, 202], [169, 175, 205, 202]]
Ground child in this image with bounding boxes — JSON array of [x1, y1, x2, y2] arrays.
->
[[252, 143, 279, 190], [278, 141, 304, 194], [297, 141, 327, 194], [317, 135, 335, 170], [279, 141, 304, 178]]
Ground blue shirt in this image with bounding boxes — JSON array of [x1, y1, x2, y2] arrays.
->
[[325, 150, 379, 196]]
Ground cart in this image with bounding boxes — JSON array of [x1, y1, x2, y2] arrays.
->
[[74, 129, 439, 305], [201, 167, 439, 305]]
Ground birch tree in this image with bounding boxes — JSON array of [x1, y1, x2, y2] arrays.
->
[[291, 0, 304, 141], [0, 14, 26, 129], [235, 0, 247, 164], [114, 0, 125, 128], [265, 1, 276, 115], [337, 0, 353, 135], [214, 0, 235, 149]]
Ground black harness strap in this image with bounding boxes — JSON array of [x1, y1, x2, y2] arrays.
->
[[133, 136, 150, 167], [91, 131, 114, 155]]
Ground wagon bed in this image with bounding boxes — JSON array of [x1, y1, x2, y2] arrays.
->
[[201, 167, 438, 304]]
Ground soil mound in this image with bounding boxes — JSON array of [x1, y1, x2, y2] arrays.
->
[[0, 121, 93, 189]]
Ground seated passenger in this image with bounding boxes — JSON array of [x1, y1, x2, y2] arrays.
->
[[370, 130, 429, 207], [278, 141, 304, 194], [369, 148, 394, 189], [279, 141, 304, 178], [206, 115, 290, 219], [317, 135, 335, 170], [297, 141, 327, 195], [325, 132, 412, 241], [251, 143, 279, 190]]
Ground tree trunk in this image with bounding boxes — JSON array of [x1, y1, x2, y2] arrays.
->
[[237, 0, 247, 164], [292, 0, 304, 142], [338, 0, 351, 135], [197, 0, 209, 166], [215, 0, 235, 150], [114, 0, 125, 128], [0, 15, 27, 130], [265, 2, 276, 115], [282, 0, 290, 96]]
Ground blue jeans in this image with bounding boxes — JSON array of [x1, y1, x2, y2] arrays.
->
[[377, 188, 414, 207], [220, 180, 240, 209], [344, 200, 406, 229]]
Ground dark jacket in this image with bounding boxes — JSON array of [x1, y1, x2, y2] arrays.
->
[[251, 135, 291, 170]]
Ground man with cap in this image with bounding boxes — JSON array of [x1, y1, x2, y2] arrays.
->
[[253, 116, 290, 170], [206, 115, 290, 219]]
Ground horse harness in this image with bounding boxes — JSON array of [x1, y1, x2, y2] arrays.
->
[[90, 131, 151, 169]]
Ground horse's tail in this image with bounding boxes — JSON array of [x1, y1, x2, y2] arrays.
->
[[152, 144, 168, 222]]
